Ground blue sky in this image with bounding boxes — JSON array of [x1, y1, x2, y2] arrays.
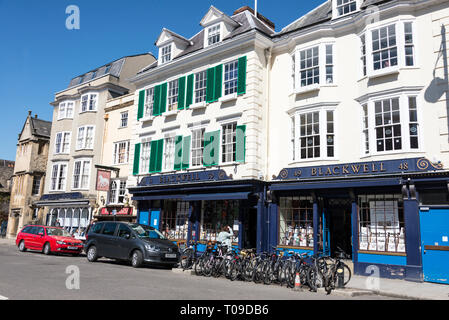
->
[[0, 0, 324, 161]]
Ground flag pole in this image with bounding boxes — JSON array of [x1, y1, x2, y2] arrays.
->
[[255, 0, 258, 18]]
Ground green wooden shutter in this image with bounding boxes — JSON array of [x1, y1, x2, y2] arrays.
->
[[186, 74, 194, 109], [174, 135, 183, 171], [182, 136, 191, 170], [156, 139, 164, 172], [133, 143, 141, 175], [153, 85, 161, 116], [214, 64, 223, 101], [178, 77, 186, 110], [160, 83, 167, 114], [236, 125, 246, 163], [203, 130, 220, 167], [149, 140, 158, 173], [206, 67, 216, 103], [237, 56, 247, 95], [137, 90, 145, 120]]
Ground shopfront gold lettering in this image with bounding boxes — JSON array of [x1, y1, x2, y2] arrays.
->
[[326, 167, 332, 176], [351, 165, 361, 174], [342, 166, 349, 174], [333, 167, 340, 175], [311, 168, 317, 176], [363, 164, 369, 173], [380, 162, 386, 172]]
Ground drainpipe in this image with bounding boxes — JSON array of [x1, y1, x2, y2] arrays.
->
[[264, 47, 272, 182]]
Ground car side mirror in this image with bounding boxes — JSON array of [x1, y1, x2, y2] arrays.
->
[[124, 234, 130, 240], [38, 232, 44, 237]]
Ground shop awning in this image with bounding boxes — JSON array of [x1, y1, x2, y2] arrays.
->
[[183, 192, 251, 201]]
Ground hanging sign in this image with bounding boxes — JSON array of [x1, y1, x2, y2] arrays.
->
[[96, 170, 112, 191]]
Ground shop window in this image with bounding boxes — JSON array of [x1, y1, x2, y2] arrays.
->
[[420, 190, 449, 205], [279, 196, 314, 248], [160, 200, 189, 240], [358, 194, 405, 253], [200, 200, 239, 243]]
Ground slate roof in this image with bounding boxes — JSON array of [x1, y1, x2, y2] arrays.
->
[[30, 117, 52, 139], [278, 0, 395, 36], [137, 8, 275, 75], [68, 53, 152, 89]]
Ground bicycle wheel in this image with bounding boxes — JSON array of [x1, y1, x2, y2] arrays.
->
[[180, 249, 193, 270], [307, 267, 318, 292], [263, 262, 273, 285], [252, 260, 264, 284], [229, 260, 240, 281], [340, 263, 352, 286]]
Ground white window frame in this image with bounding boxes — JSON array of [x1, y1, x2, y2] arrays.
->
[[140, 140, 152, 174], [113, 140, 130, 165], [293, 42, 336, 93], [120, 111, 128, 128], [58, 101, 74, 120], [221, 122, 237, 164], [160, 44, 172, 64], [76, 125, 95, 150], [72, 158, 91, 190], [80, 93, 98, 113], [163, 136, 176, 172], [55, 132, 71, 155], [359, 91, 423, 157], [167, 79, 179, 112], [108, 180, 127, 205], [194, 70, 208, 104], [206, 23, 222, 47], [290, 106, 338, 163], [144, 87, 155, 117], [332, 0, 361, 19], [191, 127, 205, 168], [50, 162, 68, 192], [223, 60, 239, 96], [363, 19, 417, 79]]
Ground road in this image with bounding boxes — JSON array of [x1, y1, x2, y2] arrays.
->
[[0, 242, 397, 301]]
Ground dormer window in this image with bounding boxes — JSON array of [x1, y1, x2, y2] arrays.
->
[[161, 44, 172, 64], [333, 0, 360, 18], [207, 23, 221, 46]]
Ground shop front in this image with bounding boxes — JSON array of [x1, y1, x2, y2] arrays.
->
[[35, 193, 93, 235], [268, 157, 448, 282], [129, 169, 264, 252], [94, 206, 136, 223]]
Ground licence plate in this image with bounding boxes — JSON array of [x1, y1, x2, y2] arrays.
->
[[67, 246, 79, 250], [165, 253, 177, 258]]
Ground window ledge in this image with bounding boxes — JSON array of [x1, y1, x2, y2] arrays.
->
[[79, 110, 97, 114], [219, 93, 238, 103], [293, 84, 321, 95], [140, 115, 156, 122], [164, 110, 179, 117], [189, 101, 207, 110], [367, 67, 400, 80]]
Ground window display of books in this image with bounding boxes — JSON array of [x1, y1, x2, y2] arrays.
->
[[281, 225, 313, 247], [359, 225, 405, 253]]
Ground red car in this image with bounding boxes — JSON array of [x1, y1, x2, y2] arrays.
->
[[16, 225, 84, 256]]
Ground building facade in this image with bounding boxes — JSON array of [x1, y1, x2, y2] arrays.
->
[[36, 54, 155, 235], [95, 93, 137, 223], [6, 111, 50, 238], [127, 6, 274, 251], [265, 0, 449, 283]]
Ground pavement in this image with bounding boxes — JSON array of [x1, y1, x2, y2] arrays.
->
[[1, 237, 448, 300]]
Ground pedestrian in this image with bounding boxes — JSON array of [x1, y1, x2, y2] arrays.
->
[[217, 225, 233, 253], [0, 220, 7, 238]]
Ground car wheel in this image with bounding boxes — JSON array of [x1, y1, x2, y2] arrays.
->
[[43, 243, 52, 255], [131, 250, 143, 268], [87, 245, 98, 262], [18, 240, 27, 252]]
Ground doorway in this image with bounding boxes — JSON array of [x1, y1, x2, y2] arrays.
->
[[324, 198, 353, 258], [243, 208, 257, 249]]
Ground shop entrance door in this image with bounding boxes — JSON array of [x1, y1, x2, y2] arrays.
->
[[326, 198, 352, 258], [139, 211, 149, 226], [243, 208, 257, 249], [420, 208, 449, 284]]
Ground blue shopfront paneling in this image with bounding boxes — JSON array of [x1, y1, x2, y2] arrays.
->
[[276, 247, 313, 256], [420, 208, 449, 284], [139, 211, 149, 226], [357, 253, 407, 266]]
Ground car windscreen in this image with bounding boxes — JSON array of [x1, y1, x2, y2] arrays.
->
[[129, 224, 167, 240], [46, 228, 72, 237]]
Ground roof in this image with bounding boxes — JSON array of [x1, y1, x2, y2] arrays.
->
[[278, 0, 395, 36], [67, 53, 153, 89], [137, 7, 275, 75], [30, 117, 52, 138]]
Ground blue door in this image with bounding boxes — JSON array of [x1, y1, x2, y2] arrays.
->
[[150, 211, 161, 230], [139, 211, 149, 226], [420, 208, 449, 284]]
